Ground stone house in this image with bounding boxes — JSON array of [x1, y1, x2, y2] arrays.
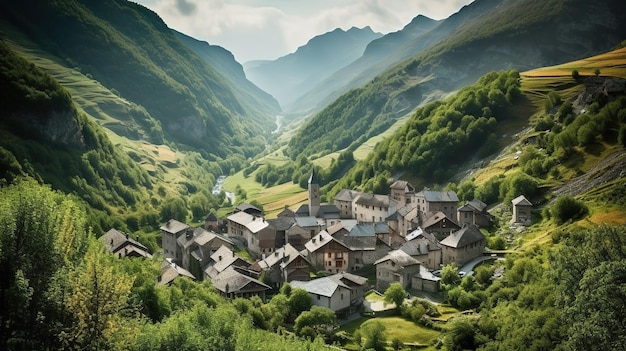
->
[[177, 227, 234, 279], [286, 216, 323, 250], [333, 189, 362, 219], [100, 228, 152, 259], [304, 230, 351, 274], [353, 193, 398, 223], [374, 250, 421, 292], [389, 180, 416, 207], [511, 195, 533, 225], [386, 202, 419, 238], [159, 258, 196, 286], [204, 245, 251, 280], [399, 228, 442, 270], [457, 199, 493, 227], [211, 266, 271, 300], [226, 211, 276, 255], [252, 243, 312, 287], [291, 272, 367, 313], [332, 222, 392, 272], [416, 190, 459, 221], [203, 212, 219, 231], [160, 219, 190, 264], [234, 202, 263, 217], [411, 266, 441, 293], [421, 211, 461, 238], [440, 224, 486, 267]]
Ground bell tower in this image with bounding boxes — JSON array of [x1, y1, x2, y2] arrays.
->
[[308, 170, 320, 217]]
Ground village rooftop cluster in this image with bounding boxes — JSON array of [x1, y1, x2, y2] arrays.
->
[[100, 172, 533, 315]]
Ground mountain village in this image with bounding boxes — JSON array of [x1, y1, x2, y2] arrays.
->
[[100, 171, 533, 316]]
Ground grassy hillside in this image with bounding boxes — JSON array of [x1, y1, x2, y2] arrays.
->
[[287, 0, 626, 162], [0, 0, 277, 158]]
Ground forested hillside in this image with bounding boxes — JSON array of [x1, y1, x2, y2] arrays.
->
[[287, 0, 626, 160], [0, 0, 279, 158]]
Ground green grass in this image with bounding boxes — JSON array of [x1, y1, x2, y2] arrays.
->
[[340, 316, 441, 350]]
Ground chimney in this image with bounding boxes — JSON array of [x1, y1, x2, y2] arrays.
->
[[125, 233, 129, 240], [319, 234, 324, 241], [312, 238, 316, 244], [232, 251, 235, 257], [274, 251, 279, 257], [219, 255, 222, 261]]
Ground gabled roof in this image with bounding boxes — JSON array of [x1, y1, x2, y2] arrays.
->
[[512, 195, 532, 206], [400, 232, 441, 256], [355, 193, 391, 207], [390, 180, 415, 192], [257, 243, 307, 270], [294, 216, 320, 228], [205, 212, 218, 221], [268, 217, 296, 231], [100, 228, 149, 255], [422, 211, 460, 230], [209, 245, 248, 274], [305, 230, 350, 253], [334, 189, 362, 202], [417, 265, 441, 282], [405, 227, 439, 245], [318, 204, 340, 218], [211, 266, 270, 294], [227, 211, 269, 233], [439, 225, 485, 248], [291, 276, 349, 298], [160, 219, 190, 234], [277, 208, 295, 218], [160, 259, 196, 285], [294, 204, 310, 216], [468, 199, 488, 212], [329, 272, 368, 287], [374, 249, 421, 267], [419, 190, 459, 203]]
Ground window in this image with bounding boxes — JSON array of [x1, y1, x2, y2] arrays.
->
[[328, 253, 332, 258], [341, 293, 344, 300], [337, 260, 343, 268], [336, 253, 343, 259], [317, 294, 321, 300]]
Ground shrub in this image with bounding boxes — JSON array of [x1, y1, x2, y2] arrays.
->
[[552, 196, 589, 224]]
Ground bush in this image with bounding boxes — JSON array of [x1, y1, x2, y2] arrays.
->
[[552, 196, 589, 224]]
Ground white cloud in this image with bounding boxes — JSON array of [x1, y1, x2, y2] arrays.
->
[[135, 0, 473, 63]]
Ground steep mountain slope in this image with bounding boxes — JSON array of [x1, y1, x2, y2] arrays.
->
[[0, 0, 278, 158], [290, 0, 502, 115], [173, 30, 281, 121], [244, 27, 382, 110], [287, 0, 626, 160]]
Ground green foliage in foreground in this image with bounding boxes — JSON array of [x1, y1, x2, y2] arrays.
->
[[0, 180, 332, 351], [442, 224, 626, 351]]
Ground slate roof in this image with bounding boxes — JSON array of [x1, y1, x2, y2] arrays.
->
[[277, 208, 295, 218], [329, 272, 368, 287], [304, 230, 350, 253], [100, 228, 150, 256], [334, 189, 362, 202], [160, 219, 190, 234], [419, 190, 459, 203], [416, 265, 441, 282], [355, 193, 391, 207], [268, 217, 296, 231], [405, 227, 439, 245], [257, 243, 308, 270], [294, 216, 319, 228], [318, 204, 341, 218], [291, 276, 349, 298], [211, 266, 270, 294], [439, 225, 485, 248], [390, 180, 415, 192], [512, 195, 532, 206], [209, 245, 248, 275], [227, 211, 269, 233], [295, 204, 310, 216], [374, 249, 421, 267], [422, 211, 460, 230], [160, 259, 196, 285], [205, 212, 218, 221]]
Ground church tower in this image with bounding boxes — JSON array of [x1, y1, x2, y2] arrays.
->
[[308, 170, 320, 217]]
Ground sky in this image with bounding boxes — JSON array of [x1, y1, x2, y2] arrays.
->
[[134, 0, 474, 63]]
